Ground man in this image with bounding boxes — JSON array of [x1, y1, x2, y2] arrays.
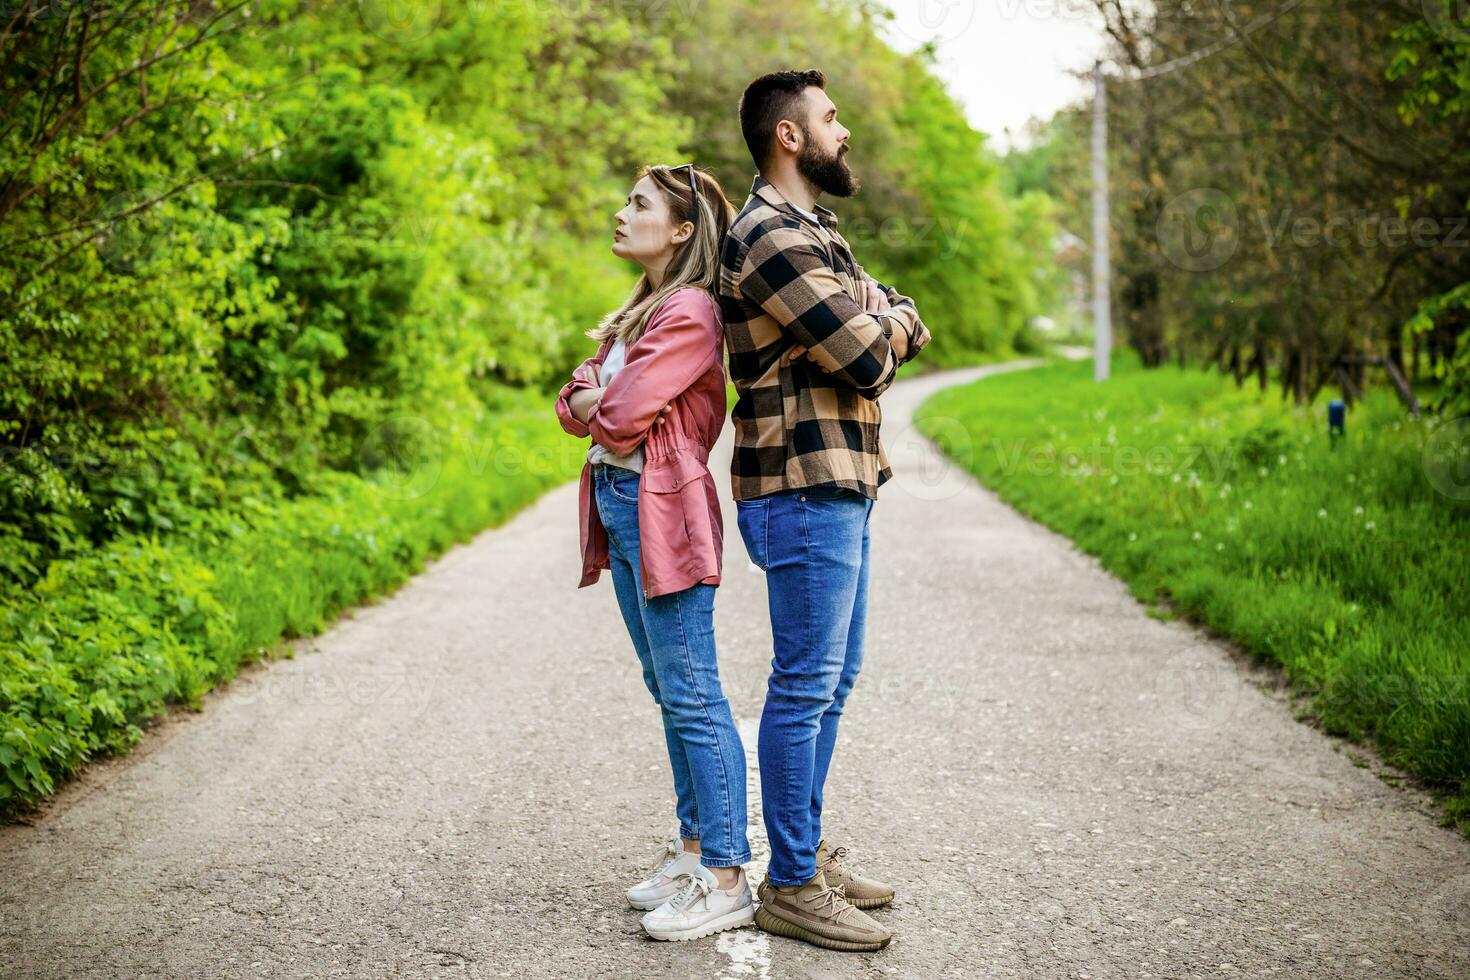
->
[[718, 68, 931, 953]]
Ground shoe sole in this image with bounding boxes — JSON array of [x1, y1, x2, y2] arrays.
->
[[753, 904, 891, 952], [642, 905, 756, 942], [628, 896, 675, 911]]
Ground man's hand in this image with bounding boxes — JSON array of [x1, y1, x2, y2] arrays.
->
[[864, 277, 891, 314], [865, 275, 911, 360]]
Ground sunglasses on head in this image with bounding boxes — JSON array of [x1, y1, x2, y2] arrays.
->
[[670, 163, 699, 229]]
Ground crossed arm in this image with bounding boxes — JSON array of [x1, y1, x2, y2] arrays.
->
[[555, 348, 606, 439], [557, 356, 676, 446], [792, 275, 909, 361], [554, 290, 719, 454], [739, 221, 930, 398], [565, 383, 602, 426]]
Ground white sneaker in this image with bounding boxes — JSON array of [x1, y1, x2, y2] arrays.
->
[[627, 837, 703, 911], [640, 865, 755, 942]]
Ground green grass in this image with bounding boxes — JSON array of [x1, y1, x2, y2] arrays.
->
[[916, 349, 1470, 828], [1, 388, 583, 816]]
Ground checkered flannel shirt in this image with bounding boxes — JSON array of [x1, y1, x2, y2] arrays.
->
[[718, 175, 931, 500]]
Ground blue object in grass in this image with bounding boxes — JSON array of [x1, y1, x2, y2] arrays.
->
[[1328, 399, 1345, 448]]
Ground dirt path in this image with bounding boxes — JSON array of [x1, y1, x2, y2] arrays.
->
[[3, 360, 1466, 979]]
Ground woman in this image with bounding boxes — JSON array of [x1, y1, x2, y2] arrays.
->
[[554, 164, 752, 942]]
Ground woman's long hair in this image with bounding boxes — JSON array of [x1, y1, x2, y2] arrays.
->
[[589, 164, 734, 346]]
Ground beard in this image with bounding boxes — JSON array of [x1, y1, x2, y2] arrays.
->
[[796, 132, 859, 198]]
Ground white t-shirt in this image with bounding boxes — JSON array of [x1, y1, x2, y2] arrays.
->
[[789, 202, 821, 225], [586, 336, 645, 473]]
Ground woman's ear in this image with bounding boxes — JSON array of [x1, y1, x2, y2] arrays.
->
[[671, 220, 694, 246]]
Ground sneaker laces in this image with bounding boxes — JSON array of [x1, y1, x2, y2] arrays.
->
[[668, 872, 711, 912], [811, 881, 855, 923], [823, 845, 850, 870], [648, 838, 681, 880]]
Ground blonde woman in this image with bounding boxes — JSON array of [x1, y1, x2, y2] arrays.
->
[[555, 165, 752, 942]]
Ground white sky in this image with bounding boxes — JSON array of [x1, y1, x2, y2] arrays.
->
[[879, 0, 1107, 150]]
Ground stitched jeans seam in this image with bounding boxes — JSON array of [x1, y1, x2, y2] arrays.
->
[[672, 587, 740, 864]]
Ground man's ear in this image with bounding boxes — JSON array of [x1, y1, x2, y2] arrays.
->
[[775, 119, 802, 155]]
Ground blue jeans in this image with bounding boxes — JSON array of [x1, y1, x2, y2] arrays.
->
[[736, 484, 874, 887], [592, 462, 751, 868]]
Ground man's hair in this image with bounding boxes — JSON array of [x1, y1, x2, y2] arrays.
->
[[738, 69, 826, 171]]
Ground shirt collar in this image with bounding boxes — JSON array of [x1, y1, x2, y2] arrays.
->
[[750, 174, 839, 230]]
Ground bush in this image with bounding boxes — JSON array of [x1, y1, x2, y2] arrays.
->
[[0, 0, 1058, 814], [0, 392, 580, 814]]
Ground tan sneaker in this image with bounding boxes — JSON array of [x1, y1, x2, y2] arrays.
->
[[817, 839, 895, 909], [753, 870, 891, 952]]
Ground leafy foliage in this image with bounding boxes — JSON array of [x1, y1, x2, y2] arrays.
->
[[1, 390, 579, 812], [1017, 1, 1470, 408], [662, 0, 1056, 363], [0, 0, 1054, 811], [1, 0, 1050, 587]]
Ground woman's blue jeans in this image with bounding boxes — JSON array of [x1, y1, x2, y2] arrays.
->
[[736, 484, 874, 887], [592, 462, 751, 868]]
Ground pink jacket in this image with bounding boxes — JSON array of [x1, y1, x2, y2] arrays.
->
[[554, 287, 727, 600]]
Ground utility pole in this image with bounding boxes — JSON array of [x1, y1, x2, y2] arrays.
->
[[1090, 62, 1111, 383]]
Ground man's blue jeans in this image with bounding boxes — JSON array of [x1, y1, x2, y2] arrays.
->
[[592, 462, 751, 869], [736, 484, 874, 887]]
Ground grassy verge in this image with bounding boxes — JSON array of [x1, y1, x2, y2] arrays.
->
[[916, 350, 1470, 828], [1, 389, 582, 816]]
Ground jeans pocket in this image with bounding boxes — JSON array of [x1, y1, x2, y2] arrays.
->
[[604, 469, 641, 506], [736, 499, 769, 571]]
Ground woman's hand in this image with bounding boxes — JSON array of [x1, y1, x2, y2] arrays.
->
[[568, 386, 605, 424]]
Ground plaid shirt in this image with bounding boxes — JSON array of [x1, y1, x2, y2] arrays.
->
[[718, 175, 931, 501]]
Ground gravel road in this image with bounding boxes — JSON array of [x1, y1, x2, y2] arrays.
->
[[3, 360, 1467, 979]]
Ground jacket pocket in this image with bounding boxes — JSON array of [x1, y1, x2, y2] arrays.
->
[[638, 450, 711, 594], [641, 450, 707, 494]]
